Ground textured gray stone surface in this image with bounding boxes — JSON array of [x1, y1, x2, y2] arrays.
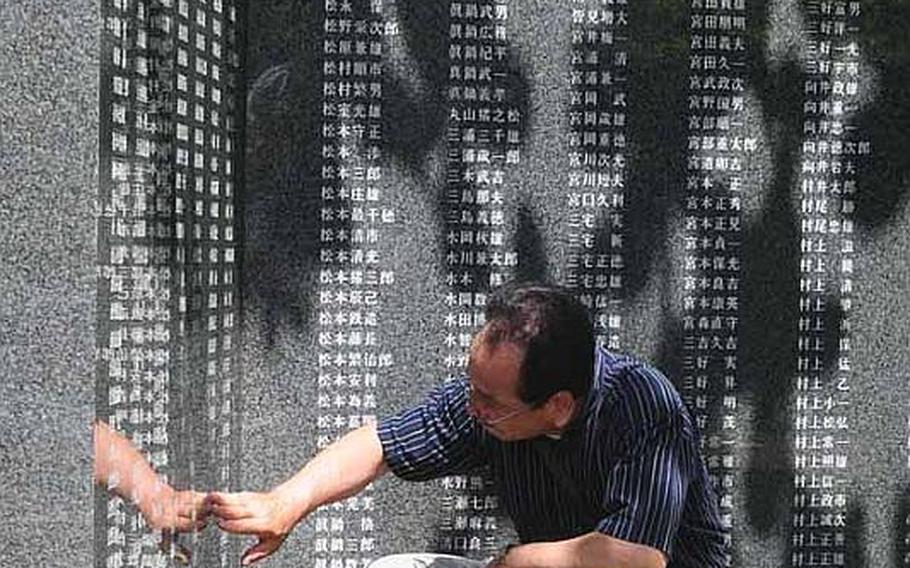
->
[[3, 1, 910, 567], [238, 3, 910, 567], [0, 1, 98, 564]]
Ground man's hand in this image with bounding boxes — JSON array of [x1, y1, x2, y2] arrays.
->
[[134, 485, 208, 565], [207, 491, 301, 566], [94, 421, 209, 564], [204, 424, 387, 565], [140, 487, 209, 532]]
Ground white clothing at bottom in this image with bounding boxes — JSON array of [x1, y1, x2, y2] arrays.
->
[[366, 554, 487, 568]]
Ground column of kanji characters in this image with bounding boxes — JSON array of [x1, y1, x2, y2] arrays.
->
[[565, 0, 629, 352], [684, 2, 751, 564], [316, 1, 394, 567], [439, 0, 516, 557], [97, 2, 181, 566], [791, 2, 867, 566], [170, 1, 244, 564]]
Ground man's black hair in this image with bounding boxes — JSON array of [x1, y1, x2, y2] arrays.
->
[[482, 280, 594, 405]]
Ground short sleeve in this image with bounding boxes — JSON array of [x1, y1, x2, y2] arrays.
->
[[376, 377, 487, 481], [596, 422, 690, 557], [595, 365, 694, 557]]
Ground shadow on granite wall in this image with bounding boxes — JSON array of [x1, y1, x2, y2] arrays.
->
[[394, 0, 532, 294], [559, 1, 910, 565], [894, 488, 910, 567], [390, 0, 535, 553], [851, 3, 910, 564], [241, 0, 910, 564], [735, 0, 804, 546], [852, 1, 910, 231], [244, 2, 331, 346]]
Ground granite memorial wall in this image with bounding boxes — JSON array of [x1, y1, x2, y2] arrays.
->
[[90, 1, 910, 567]]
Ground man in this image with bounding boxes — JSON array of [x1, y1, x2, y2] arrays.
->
[[208, 282, 728, 567]]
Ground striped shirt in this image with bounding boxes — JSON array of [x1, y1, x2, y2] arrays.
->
[[377, 346, 728, 568]]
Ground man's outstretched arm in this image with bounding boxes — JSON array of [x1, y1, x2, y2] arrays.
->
[[208, 422, 389, 565], [94, 420, 207, 533], [94, 420, 207, 563]]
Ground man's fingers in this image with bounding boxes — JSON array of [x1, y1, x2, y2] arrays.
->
[[241, 539, 280, 566], [206, 492, 260, 521], [206, 491, 252, 507], [210, 503, 255, 521], [173, 511, 207, 532], [175, 499, 209, 522], [186, 491, 208, 514], [203, 492, 223, 508], [216, 517, 261, 535]]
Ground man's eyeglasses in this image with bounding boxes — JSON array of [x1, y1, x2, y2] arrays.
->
[[464, 381, 536, 426]]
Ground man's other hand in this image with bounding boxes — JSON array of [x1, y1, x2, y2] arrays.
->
[[139, 488, 208, 565], [207, 491, 300, 566], [141, 488, 209, 532]]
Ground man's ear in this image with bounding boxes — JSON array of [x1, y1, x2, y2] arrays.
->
[[545, 390, 576, 429]]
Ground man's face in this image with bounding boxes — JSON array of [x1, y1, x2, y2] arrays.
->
[[466, 330, 553, 441]]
